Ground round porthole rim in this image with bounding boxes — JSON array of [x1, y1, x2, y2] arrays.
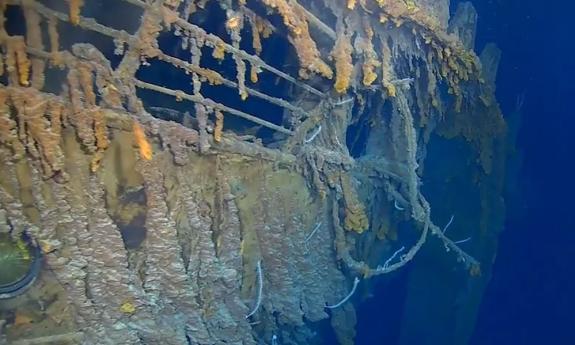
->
[[0, 231, 43, 300]]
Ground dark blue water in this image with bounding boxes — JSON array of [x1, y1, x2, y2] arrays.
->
[[471, 0, 575, 343]]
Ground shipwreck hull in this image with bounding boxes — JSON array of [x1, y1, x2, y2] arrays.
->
[[0, 105, 355, 344], [0, 0, 508, 344]]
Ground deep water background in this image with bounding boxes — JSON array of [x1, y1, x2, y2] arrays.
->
[[356, 0, 575, 344], [471, 0, 575, 343]]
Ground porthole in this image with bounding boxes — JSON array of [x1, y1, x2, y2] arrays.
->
[[0, 232, 42, 300]]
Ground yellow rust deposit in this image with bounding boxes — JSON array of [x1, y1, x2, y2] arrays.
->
[[261, 0, 333, 79], [360, 20, 380, 86], [250, 63, 260, 83], [212, 41, 226, 60], [67, 0, 83, 25], [226, 15, 242, 31], [332, 31, 353, 94], [340, 173, 369, 234], [132, 120, 153, 161], [6, 36, 31, 87]]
